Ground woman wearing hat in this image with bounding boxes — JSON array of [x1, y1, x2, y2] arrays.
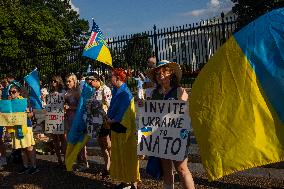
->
[[146, 60, 195, 189], [86, 73, 112, 177]]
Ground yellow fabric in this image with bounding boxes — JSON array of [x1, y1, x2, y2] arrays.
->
[[190, 37, 284, 181], [97, 45, 112, 67], [2, 96, 28, 135], [110, 99, 140, 182], [0, 112, 27, 126], [11, 127, 35, 149], [65, 134, 90, 171]]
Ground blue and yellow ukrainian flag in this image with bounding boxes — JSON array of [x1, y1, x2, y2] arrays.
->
[[65, 83, 94, 171], [0, 98, 28, 134], [24, 69, 42, 110], [107, 83, 140, 182], [190, 8, 284, 181], [83, 20, 112, 67]]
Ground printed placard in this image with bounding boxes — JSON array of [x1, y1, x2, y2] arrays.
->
[[137, 100, 191, 161], [45, 93, 65, 134], [86, 100, 104, 139]]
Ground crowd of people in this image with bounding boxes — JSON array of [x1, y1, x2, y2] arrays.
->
[[0, 57, 195, 189]]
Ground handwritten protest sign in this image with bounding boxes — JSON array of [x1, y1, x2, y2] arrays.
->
[[137, 100, 191, 161], [0, 99, 27, 126], [85, 100, 104, 139], [45, 93, 65, 134]]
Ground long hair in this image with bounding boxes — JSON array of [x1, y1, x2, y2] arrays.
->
[[51, 75, 65, 93], [65, 73, 78, 89], [155, 65, 180, 89]]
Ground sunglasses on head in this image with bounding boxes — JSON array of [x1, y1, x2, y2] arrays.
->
[[9, 90, 18, 94]]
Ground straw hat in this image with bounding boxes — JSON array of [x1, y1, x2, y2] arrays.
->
[[145, 60, 182, 83]]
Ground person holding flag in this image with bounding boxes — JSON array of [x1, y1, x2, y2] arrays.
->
[[7, 84, 39, 174]]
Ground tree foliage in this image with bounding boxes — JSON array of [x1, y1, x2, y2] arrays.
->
[[121, 33, 152, 71], [0, 0, 89, 79], [0, 0, 89, 58], [232, 0, 284, 30]]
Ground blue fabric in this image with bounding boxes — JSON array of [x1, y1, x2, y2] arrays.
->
[[0, 99, 27, 113], [234, 8, 284, 123], [67, 83, 94, 144], [146, 156, 163, 179], [0, 127, 3, 136], [15, 125, 24, 139], [1, 86, 9, 99], [24, 69, 42, 110], [107, 83, 133, 122]]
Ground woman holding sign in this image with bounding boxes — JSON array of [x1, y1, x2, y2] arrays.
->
[[49, 76, 66, 168], [86, 72, 112, 177], [145, 60, 194, 189], [107, 68, 140, 189], [8, 84, 39, 174]]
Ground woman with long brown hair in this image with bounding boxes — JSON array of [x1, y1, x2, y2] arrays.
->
[[49, 75, 66, 168]]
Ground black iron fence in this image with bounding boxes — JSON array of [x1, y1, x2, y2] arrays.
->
[[0, 12, 237, 90]]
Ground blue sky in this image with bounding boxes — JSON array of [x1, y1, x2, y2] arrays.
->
[[71, 0, 234, 38]]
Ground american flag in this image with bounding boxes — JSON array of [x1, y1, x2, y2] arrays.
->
[[85, 20, 106, 50]]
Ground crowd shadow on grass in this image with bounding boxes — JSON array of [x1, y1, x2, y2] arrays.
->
[[0, 159, 114, 189]]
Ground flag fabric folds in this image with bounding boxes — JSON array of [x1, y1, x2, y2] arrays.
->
[[107, 83, 140, 182], [0, 99, 27, 126], [190, 8, 284, 181], [65, 83, 94, 171], [0, 98, 28, 136], [24, 69, 42, 109], [83, 20, 112, 67]]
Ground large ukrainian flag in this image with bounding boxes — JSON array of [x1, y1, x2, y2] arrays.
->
[[65, 83, 94, 171], [83, 20, 112, 67], [107, 83, 140, 182], [190, 8, 284, 181]]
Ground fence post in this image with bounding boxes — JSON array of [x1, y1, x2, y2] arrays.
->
[[221, 12, 226, 44], [153, 25, 159, 61]]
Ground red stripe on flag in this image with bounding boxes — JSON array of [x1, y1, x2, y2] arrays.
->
[[87, 32, 98, 46]]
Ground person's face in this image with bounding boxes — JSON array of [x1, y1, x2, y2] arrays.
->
[[66, 77, 75, 89], [9, 88, 20, 99], [52, 79, 58, 87], [155, 66, 172, 86], [90, 79, 100, 89], [147, 57, 156, 68]]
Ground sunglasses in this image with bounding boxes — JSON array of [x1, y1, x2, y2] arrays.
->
[[9, 90, 18, 94], [52, 80, 57, 83]]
